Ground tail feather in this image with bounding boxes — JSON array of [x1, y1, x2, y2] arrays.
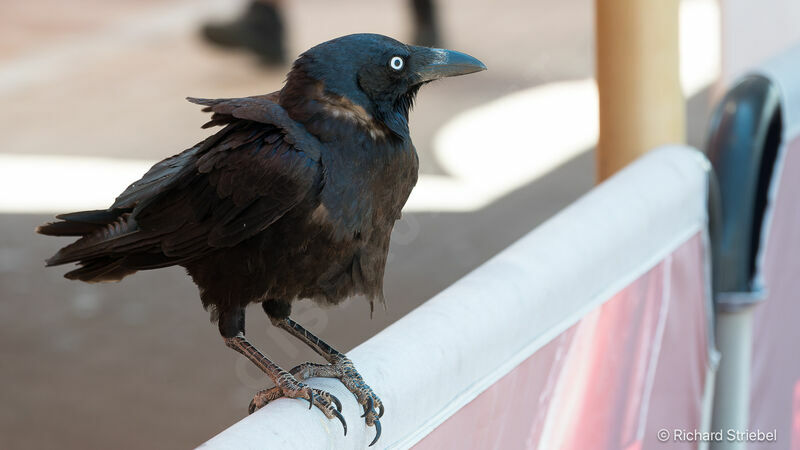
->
[[36, 209, 122, 236], [37, 221, 99, 237], [64, 256, 136, 283], [37, 209, 144, 282], [56, 210, 125, 224], [40, 210, 141, 267]]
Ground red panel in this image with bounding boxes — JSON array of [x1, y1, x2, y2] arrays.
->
[[415, 233, 711, 449]]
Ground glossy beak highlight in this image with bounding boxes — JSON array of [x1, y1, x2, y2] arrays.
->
[[414, 48, 487, 83]]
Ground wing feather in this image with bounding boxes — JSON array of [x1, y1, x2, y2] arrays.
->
[[44, 95, 324, 269]]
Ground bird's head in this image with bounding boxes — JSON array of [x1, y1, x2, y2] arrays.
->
[[282, 33, 486, 139]]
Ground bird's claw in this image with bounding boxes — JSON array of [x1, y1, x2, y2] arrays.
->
[[288, 356, 384, 444], [333, 408, 348, 436], [329, 392, 343, 412], [360, 392, 382, 446], [245, 384, 346, 435], [369, 418, 382, 447], [310, 388, 347, 436], [247, 398, 259, 415], [307, 389, 315, 409]]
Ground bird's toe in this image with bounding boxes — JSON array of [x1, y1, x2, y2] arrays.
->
[[310, 388, 347, 435]]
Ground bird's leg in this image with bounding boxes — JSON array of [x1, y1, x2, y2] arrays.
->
[[274, 317, 383, 446], [223, 333, 346, 433]]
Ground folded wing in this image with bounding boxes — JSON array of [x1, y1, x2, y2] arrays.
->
[[38, 96, 323, 282]]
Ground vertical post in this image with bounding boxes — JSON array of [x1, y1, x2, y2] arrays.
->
[[595, 0, 686, 181], [710, 308, 752, 450]]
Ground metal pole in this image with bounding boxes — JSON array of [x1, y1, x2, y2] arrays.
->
[[710, 307, 752, 450], [595, 0, 686, 181]]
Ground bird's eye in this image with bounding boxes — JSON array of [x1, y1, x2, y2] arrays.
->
[[389, 56, 405, 71]]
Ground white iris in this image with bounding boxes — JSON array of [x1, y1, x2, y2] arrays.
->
[[390, 56, 404, 71]]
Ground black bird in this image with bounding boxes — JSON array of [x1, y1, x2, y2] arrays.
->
[[37, 33, 485, 445]]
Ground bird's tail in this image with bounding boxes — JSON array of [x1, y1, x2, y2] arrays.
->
[[37, 209, 138, 282]]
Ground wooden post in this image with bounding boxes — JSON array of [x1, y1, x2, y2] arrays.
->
[[595, 0, 685, 181]]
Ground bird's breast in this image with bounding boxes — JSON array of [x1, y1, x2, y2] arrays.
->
[[316, 138, 418, 231]]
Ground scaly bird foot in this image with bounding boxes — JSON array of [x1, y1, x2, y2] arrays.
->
[[290, 356, 383, 446], [247, 377, 346, 435]]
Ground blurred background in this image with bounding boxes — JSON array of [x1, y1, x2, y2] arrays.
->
[[0, 0, 731, 447]]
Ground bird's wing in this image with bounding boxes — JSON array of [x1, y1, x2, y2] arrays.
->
[[186, 94, 320, 161], [134, 121, 321, 252], [46, 96, 324, 266]]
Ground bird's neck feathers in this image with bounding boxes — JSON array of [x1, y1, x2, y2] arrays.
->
[[280, 66, 416, 144], [380, 86, 420, 139]]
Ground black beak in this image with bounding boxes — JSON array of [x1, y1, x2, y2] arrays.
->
[[413, 47, 487, 84]]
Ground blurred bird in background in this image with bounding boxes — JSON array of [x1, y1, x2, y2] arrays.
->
[[37, 33, 484, 445]]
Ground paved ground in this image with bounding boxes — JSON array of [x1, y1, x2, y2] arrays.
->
[[0, 0, 712, 448]]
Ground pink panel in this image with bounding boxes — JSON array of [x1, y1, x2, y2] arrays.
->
[[750, 136, 800, 449], [415, 233, 711, 449], [792, 381, 800, 450]]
